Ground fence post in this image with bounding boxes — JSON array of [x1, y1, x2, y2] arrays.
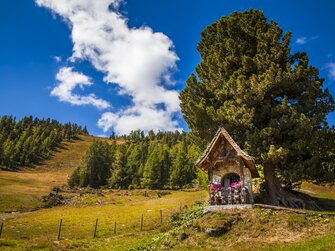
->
[[114, 221, 116, 235], [140, 214, 143, 231], [57, 219, 62, 241], [0, 222, 3, 239], [93, 218, 98, 238], [180, 202, 182, 212], [160, 209, 163, 225]]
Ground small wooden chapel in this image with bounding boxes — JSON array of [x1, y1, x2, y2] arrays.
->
[[196, 128, 259, 207]]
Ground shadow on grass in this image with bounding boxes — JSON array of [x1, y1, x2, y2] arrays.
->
[[53, 137, 84, 152], [314, 197, 335, 211], [299, 191, 335, 212], [70, 136, 84, 141], [0, 167, 19, 172], [256, 189, 335, 212], [54, 143, 69, 152]]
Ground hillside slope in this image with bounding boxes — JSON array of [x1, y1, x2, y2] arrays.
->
[[165, 207, 335, 251], [0, 188, 334, 251], [0, 134, 334, 250], [0, 135, 102, 212]]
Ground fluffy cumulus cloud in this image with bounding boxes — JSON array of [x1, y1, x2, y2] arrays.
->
[[36, 0, 181, 134], [51, 67, 111, 109]]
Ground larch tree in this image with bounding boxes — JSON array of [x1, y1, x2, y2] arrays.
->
[[180, 10, 334, 208], [108, 144, 129, 189], [141, 144, 165, 189], [79, 140, 113, 188], [170, 140, 196, 188]]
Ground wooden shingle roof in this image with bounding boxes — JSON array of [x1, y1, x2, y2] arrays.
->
[[196, 128, 259, 178]]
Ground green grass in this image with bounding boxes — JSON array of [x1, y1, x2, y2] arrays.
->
[[0, 135, 102, 212], [0, 190, 208, 250], [262, 232, 335, 251], [0, 135, 207, 250], [1, 136, 335, 250], [168, 208, 335, 251], [300, 182, 335, 211], [311, 193, 335, 211]]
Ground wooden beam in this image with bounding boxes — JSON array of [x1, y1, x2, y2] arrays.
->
[[239, 158, 245, 187]]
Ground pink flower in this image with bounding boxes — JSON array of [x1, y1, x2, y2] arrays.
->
[[230, 181, 241, 188]]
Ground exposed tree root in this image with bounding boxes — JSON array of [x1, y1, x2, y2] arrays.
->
[[262, 164, 322, 210], [261, 180, 322, 210], [275, 189, 321, 210]]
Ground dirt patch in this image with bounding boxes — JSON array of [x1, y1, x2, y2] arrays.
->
[[194, 212, 241, 236]]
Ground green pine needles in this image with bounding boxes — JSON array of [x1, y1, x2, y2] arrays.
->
[[0, 115, 88, 169], [180, 10, 335, 207], [69, 131, 199, 189]]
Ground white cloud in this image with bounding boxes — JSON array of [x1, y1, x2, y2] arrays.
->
[[54, 56, 61, 62], [296, 37, 307, 45], [36, 0, 181, 135], [98, 106, 181, 135], [295, 36, 318, 45], [326, 63, 335, 80], [51, 67, 111, 109]]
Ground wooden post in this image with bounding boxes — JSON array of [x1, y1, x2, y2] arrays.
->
[[140, 214, 143, 231], [93, 218, 98, 238], [159, 209, 163, 225], [114, 221, 116, 235], [57, 219, 62, 241], [239, 158, 245, 187], [179, 202, 182, 212], [0, 222, 3, 239], [208, 162, 214, 182]]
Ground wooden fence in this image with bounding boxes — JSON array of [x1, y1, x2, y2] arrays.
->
[[0, 203, 186, 241]]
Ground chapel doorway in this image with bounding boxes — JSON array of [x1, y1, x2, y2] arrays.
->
[[222, 173, 241, 189]]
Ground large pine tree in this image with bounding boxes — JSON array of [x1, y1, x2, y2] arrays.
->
[[109, 144, 130, 189], [141, 145, 165, 189], [78, 140, 113, 188], [180, 10, 335, 208]]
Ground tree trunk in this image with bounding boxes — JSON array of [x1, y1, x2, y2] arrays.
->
[[263, 164, 282, 206], [263, 163, 321, 210]]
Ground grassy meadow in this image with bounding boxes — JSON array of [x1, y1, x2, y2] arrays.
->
[[0, 135, 102, 212], [0, 189, 207, 250], [0, 135, 334, 250]]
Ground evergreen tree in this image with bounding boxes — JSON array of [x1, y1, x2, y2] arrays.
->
[[68, 130, 198, 190], [125, 143, 143, 186], [0, 115, 88, 169], [83, 126, 89, 135], [179, 10, 334, 207], [70, 140, 113, 188], [141, 144, 164, 189], [170, 141, 196, 188], [148, 130, 155, 140], [68, 165, 82, 187], [109, 131, 116, 140], [161, 148, 171, 186], [108, 145, 130, 189]]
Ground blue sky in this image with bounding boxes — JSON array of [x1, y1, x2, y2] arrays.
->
[[0, 0, 334, 136]]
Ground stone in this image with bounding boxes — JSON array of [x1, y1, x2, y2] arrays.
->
[[203, 204, 253, 214], [179, 232, 188, 240]]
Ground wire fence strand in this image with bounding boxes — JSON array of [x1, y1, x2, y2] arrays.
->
[[0, 204, 189, 242]]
